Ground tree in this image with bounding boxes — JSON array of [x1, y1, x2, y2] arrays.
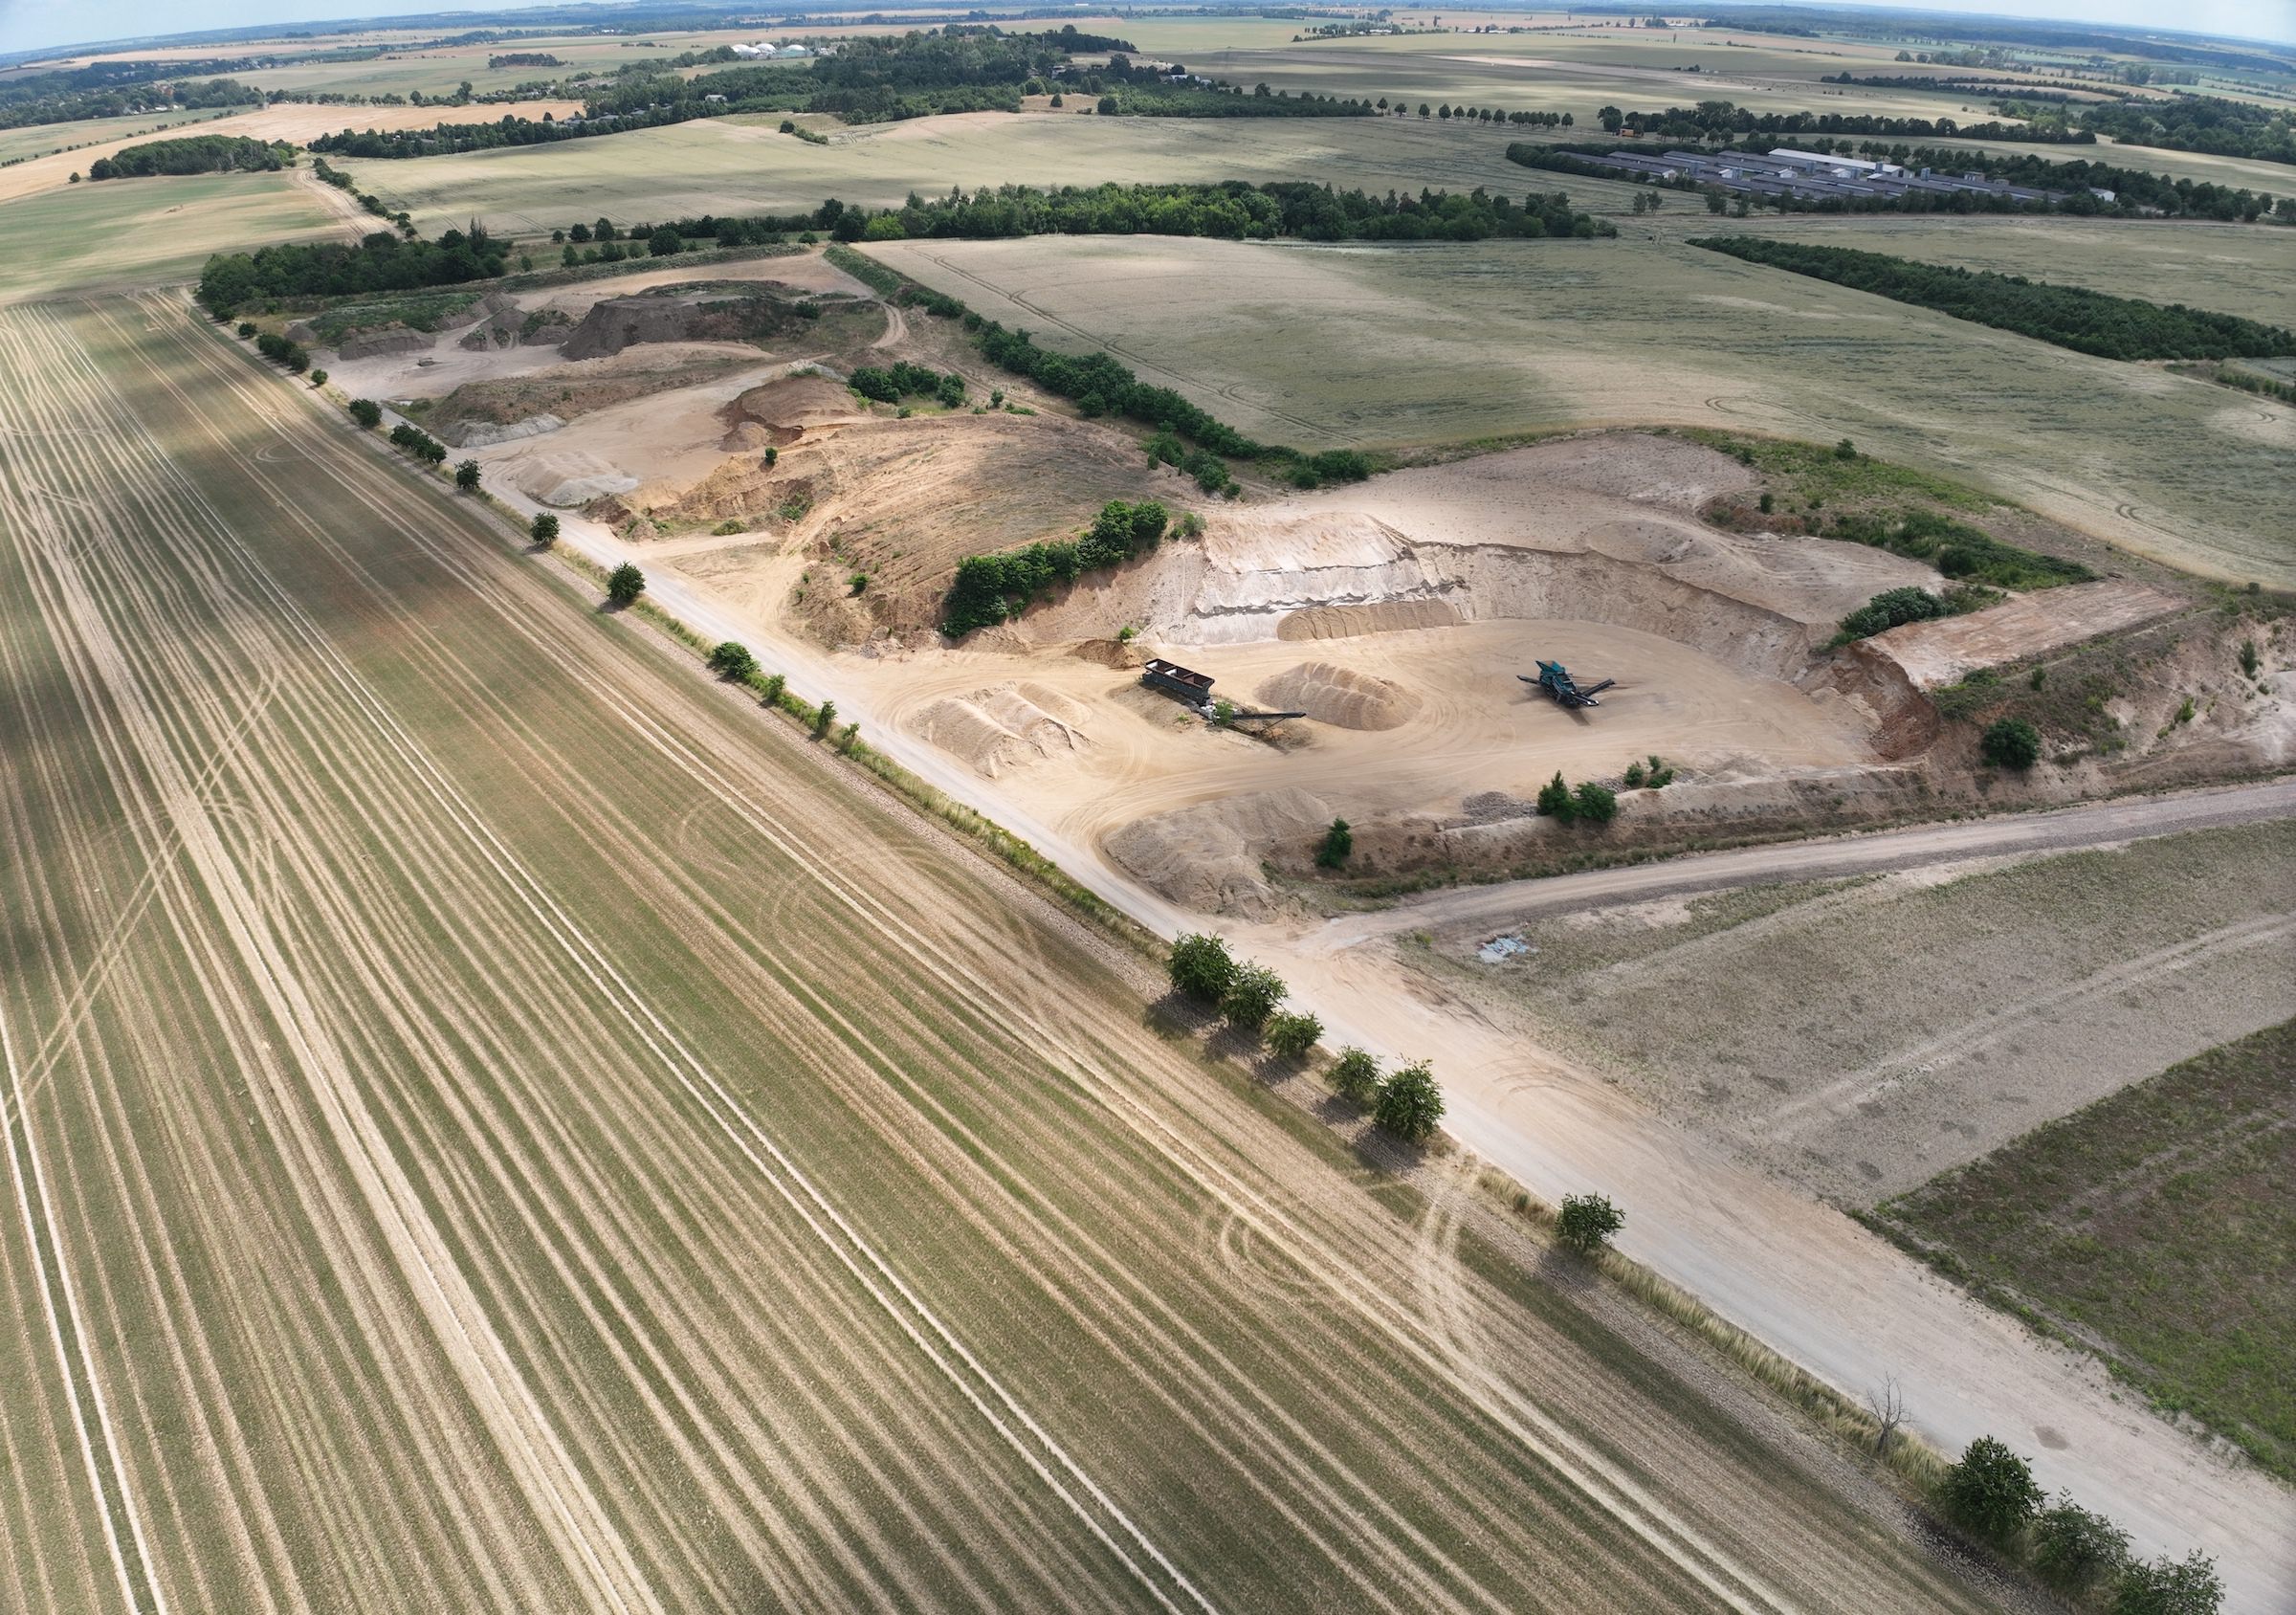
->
[[562, 244, 580, 268], [1536, 770, 1576, 820], [1835, 437, 1859, 459], [648, 225, 684, 257], [1980, 716, 2042, 770], [1942, 1436, 2041, 1543], [758, 673, 786, 706], [1866, 1376, 1908, 1456], [2113, 1552, 2222, 1615], [348, 398, 382, 430], [1220, 962, 1287, 1033], [606, 563, 646, 607], [708, 640, 760, 680], [1167, 932, 1236, 1003], [1373, 1060, 1444, 1142], [1096, 95, 1117, 115], [1328, 1046, 1381, 1103], [812, 698, 837, 737], [1264, 1009, 1321, 1059], [1314, 817, 1353, 868], [1573, 781, 1618, 824], [308, 368, 327, 387], [2032, 1494, 2130, 1595], [237, 321, 257, 338], [529, 512, 559, 546], [453, 458, 482, 493], [1556, 1192, 1624, 1252]]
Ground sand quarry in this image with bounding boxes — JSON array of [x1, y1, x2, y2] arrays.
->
[[325, 251, 2240, 919]]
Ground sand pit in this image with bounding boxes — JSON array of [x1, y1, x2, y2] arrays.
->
[[1258, 661, 1419, 730], [916, 682, 1093, 777]]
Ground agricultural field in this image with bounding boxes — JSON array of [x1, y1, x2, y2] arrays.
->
[[0, 172, 342, 302], [1417, 822, 2296, 1206], [0, 108, 237, 166], [1881, 1020, 2296, 1484], [872, 232, 2296, 586], [0, 292, 2009, 1613]]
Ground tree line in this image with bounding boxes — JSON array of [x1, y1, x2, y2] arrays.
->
[[2075, 94, 2294, 167], [88, 135, 285, 180], [1691, 236, 2296, 362], [943, 500, 1171, 635], [197, 223, 506, 319], [1594, 98, 2086, 144], [0, 64, 261, 131]]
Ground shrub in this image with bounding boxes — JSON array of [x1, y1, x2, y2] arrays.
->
[[1167, 932, 1236, 1004], [308, 368, 327, 387], [1220, 963, 1287, 1033], [1757, 491, 1774, 515], [2031, 1495, 2130, 1595], [1328, 1046, 1381, 1103], [453, 458, 482, 492], [812, 698, 837, 738], [2113, 1552, 2223, 1615], [1979, 716, 2042, 770], [2237, 639, 2259, 677], [1264, 1009, 1322, 1059], [606, 563, 646, 607], [236, 321, 257, 338], [530, 512, 559, 546], [1941, 1436, 2042, 1544], [758, 673, 786, 705], [762, 445, 779, 468], [1536, 770, 1576, 820], [1373, 1059, 1444, 1142], [1840, 586, 1948, 641], [708, 641, 760, 680], [347, 398, 382, 430], [1572, 782, 1618, 824], [1556, 1193, 1624, 1252], [1835, 436, 1858, 459], [1314, 818, 1353, 868]]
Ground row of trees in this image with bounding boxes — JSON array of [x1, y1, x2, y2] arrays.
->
[[1692, 237, 2296, 362], [848, 360, 965, 409], [87, 134, 284, 180], [1595, 97, 2081, 144], [197, 224, 506, 319], [942, 500, 1171, 635], [1166, 936, 1446, 1141], [2076, 95, 2294, 167], [1941, 1437, 2219, 1610], [1535, 772, 1619, 825]]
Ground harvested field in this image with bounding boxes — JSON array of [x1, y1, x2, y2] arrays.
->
[[871, 234, 2296, 587], [1422, 820, 2296, 1206], [1879, 1020, 2296, 1483], [0, 291, 2015, 1613], [0, 172, 340, 303]]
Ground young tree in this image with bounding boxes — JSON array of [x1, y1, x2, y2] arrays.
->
[[1373, 1060, 1444, 1142], [708, 640, 760, 680], [648, 225, 683, 257], [453, 458, 482, 493], [529, 512, 559, 546], [1835, 437, 1859, 459], [812, 697, 837, 737], [348, 398, 383, 430], [308, 368, 327, 387], [1220, 962, 1287, 1033], [1314, 818, 1353, 869], [2031, 1494, 2130, 1595], [1167, 932, 1237, 1004], [2113, 1551, 2222, 1615], [758, 673, 786, 706], [1572, 781, 1618, 824], [1866, 1375, 1908, 1455], [606, 563, 646, 607], [237, 321, 257, 338], [1980, 717, 2042, 770], [1264, 1009, 1322, 1060], [1328, 1046, 1381, 1103], [1942, 1436, 2042, 1544], [1556, 1192, 1625, 1252], [1536, 770, 1576, 820]]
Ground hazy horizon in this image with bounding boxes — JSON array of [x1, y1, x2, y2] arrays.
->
[[2, 0, 2289, 61]]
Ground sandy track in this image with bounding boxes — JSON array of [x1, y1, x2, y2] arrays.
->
[[0, 295, 2013, 1612]]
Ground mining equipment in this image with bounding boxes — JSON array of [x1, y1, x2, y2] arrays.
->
[[1140, 657, 1305, 725], [1521, 659, 1616, 709]]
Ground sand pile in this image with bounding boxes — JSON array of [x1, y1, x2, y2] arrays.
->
[[916, 682, 1092, 778], [504, 451, 639, 507], [1103, 788, 1334, 918], [1257, 661, 1420, 731]]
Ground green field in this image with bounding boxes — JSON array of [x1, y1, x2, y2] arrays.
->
[[0, 171, 340, 302], [872, 231, 2296, 586], [0, 291, 2004, 1612], [1883, 1020, 2296, 1481]]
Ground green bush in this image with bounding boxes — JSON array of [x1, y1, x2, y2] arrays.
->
[[1980, 716, 2042, 770], [1840, 586, 1948, 641], [1220, 962, 1288, 1033], [1328, 1046, 1382, 1103], [453, 458, 482, 492], [1556, 1193, 1624, 1252], [1572, 782, 1618, 824], [1536, 770, 1576, 820], [347, 397, 382, 430], [1167, 932, 1237, 1003], [2031, 1495, 2130, 1595], [2112, 1552, 2223, 1615], [708, 641, 760, 680], [1314, 818, 1353, 869], [529, 512, 559, 546], [606, 563, 646, 607], [1264, 1009, 1322, 1059], [1941, 1436, 2042, 1544], [812, 697, 837, 738], [1372, 1060, 1444, 1142]]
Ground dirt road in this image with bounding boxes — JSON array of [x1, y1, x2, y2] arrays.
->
[[517, 477, 2296, 1606], [0, 295, 2016, 1611], [1307, 778, 2296, 951]]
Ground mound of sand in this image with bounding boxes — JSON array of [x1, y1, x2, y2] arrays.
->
[[1257, 661, 1419, 731], [505, 451, 639, 507], [730, 372, 870, 433], [916, 681, 1093, 778], [1103, 788, 1334, 918], [1070, 638, 1145, 669]]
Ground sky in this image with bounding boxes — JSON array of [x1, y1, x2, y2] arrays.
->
[[3, 0, 2291, 58]]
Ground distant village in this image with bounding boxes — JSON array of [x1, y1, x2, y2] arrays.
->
[[1580, 145, 2105, 206]]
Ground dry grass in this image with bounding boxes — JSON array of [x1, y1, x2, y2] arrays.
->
[[0, 171, 342, 303]]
